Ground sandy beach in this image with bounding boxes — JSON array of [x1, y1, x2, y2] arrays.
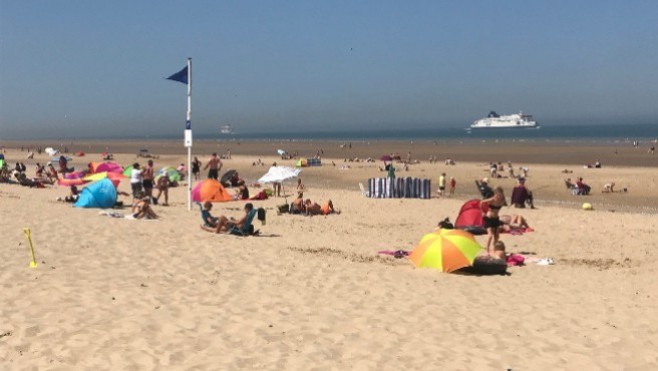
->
[[1, 144, 657, 370]]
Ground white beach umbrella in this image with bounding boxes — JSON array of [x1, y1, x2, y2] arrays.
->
[[258, 166, 301, 184], [277, 149, 286, 156], [45, 147, 59, 156]]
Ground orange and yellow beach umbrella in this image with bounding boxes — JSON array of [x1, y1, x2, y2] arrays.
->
[[409, 229, 482, 273]]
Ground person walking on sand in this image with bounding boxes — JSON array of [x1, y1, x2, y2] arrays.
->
[[449, 177, 456, 196], [192, 156, 202, 181], [481, 186, 507, 253], [204, 153, 222, 180]]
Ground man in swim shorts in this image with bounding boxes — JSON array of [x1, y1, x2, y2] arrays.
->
[[204, 153, 222, 180]]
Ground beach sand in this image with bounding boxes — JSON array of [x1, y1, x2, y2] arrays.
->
[[1, 146, 657, 370]]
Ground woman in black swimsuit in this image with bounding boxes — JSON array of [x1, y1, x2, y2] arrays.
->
[[192, 157, 201, 181], [481, 186, 507, 253]]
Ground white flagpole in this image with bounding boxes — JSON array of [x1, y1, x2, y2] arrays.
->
[[186, 57, 192, 211]]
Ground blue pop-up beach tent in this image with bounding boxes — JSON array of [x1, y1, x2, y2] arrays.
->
[[74, 178, 117, 209]]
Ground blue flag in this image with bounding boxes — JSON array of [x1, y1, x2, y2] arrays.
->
[[166, 65, 188, 85]]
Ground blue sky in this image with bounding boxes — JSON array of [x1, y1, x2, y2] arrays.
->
[[1, 0, 657, 138]]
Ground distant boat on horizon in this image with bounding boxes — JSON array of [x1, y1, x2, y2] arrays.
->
[[469, 111, 539, 130], [220, 124, 234, 135]]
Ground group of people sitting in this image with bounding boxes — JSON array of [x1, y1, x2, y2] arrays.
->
[[200, 201, 266, 235], [564, 177, 591, 195]]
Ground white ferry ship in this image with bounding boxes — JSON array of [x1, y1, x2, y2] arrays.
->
[[220, 124, 234, 135], [470, 111, 538, 129]]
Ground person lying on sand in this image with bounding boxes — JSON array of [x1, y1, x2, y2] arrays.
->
[[201, 203, 253, 234], [498, 214, 532, 233], [304, 199, 340, 216], [289, 197, 304, 214]]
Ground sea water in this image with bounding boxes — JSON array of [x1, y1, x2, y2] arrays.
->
[[199, 122, 658, 142]]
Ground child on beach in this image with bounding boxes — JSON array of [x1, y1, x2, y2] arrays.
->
[[297, 178, 305, 199], [491, 241, 507, 260], [201, 201, 219, 228], [449, 177, 456, 196]]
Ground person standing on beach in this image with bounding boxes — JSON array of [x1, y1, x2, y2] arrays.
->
[[155, 174, 170, 206], [481, 186, 507, 253], [296, 178, 305, 199], [437, 172, 446, 197], [192, 157, 202, 181], [449, 177, 456, 197], [204, 153, 222, 180], [142, 160, 155, 201], [130, 163, 143, 198]]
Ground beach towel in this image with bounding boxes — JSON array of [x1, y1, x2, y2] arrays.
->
[[507, 253, 525, 266]]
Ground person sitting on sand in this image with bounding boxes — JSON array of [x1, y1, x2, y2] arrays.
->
[[576, 177, 591, 195], [602, 182, 615, 193], [481, 186, 507, 253], [475, 178, 494, 199], [235, 180, 250, 200], [491, 241, 508, 261], [202, 203, 254, 234], [132, 194, 158, 219], [65, 185, 79, 203], [46, 163, 58, 183], [201, 201, 219, 228], [58, 155, 69, 174], [510, 178, 535, 209], [290, 197, 304, 214], [177, 163, 187, 181], [35, 163, 44, 177]]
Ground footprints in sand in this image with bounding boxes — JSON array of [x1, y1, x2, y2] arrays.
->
[[287, 246, 407, 266]]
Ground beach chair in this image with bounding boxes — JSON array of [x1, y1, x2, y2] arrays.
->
[[359, 182, 370, 197], [564, 180, 581, 195], [229, 209, 259, 236]]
